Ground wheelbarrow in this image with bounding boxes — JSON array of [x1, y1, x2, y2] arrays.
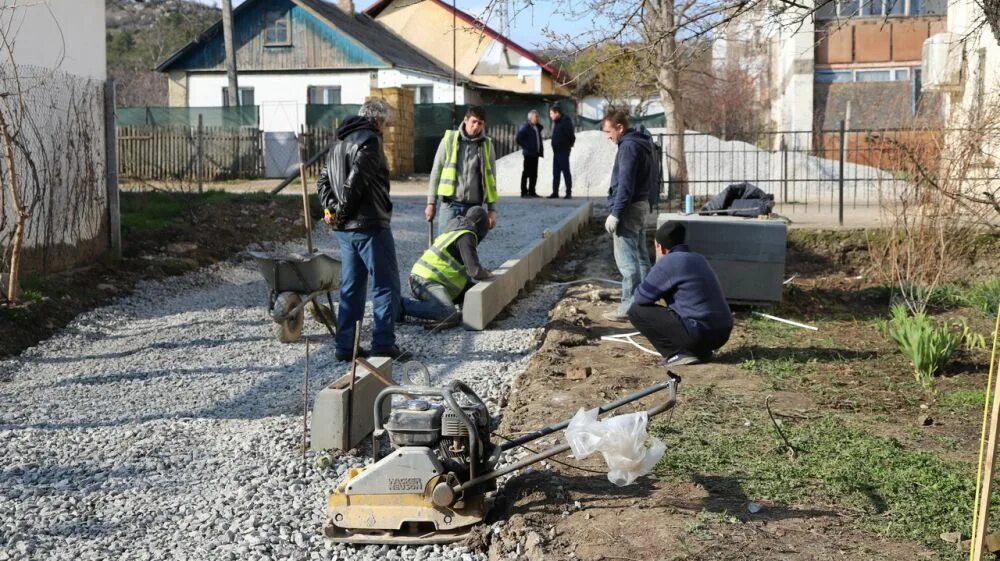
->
[[250, 250, 341, 343]]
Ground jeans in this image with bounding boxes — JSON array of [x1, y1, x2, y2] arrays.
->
[[436, 200, 473, 233], [612, 201, 651, 315], [552, 151, 572, 195], [335, 228, 401, 354], [402, 275, 459, 322], [627, 303, 731, 359], [521, 155, 538, 195]]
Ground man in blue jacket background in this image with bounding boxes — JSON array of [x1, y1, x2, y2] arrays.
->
[[601, 109, 657, 322], [548, 104, 575, 199], [628, 222, 733, 366], [515, 110, 544, 198]]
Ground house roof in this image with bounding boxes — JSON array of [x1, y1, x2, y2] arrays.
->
[[364, 0, 572, 83], [156, 0, 454, 78]]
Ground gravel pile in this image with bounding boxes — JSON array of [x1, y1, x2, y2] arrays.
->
[[495, 130, 900, 202], [0, 198, 580, 561]]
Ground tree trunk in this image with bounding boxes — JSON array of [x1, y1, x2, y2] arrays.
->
[[222, 0, 240, 107], [650, 0, 689, 198], [0, 107, 26, 305]]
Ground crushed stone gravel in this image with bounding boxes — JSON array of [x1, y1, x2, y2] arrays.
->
[[0, 197, 584, 561]]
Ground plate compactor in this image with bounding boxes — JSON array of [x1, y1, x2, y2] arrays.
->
[[324, 373, 680, 545]]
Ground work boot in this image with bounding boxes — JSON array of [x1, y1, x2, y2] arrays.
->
[[335, 347, 370, 362], [547, 193, 559, 199], [658, 353, 701, 367], [372, 345, 408, 360], [602, 311, 629, 323], [528, 192, 541, 198], [564, 192, 573, 200]]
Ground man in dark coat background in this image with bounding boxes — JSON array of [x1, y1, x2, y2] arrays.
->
[[548, 103, 575, 199], [515, 110, 544, 198]]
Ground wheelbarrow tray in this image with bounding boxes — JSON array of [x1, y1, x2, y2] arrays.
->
[[250, 250, 342, 294]]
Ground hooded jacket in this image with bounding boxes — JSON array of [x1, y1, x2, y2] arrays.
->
[[607, 125, 659, 218], [442, 206, 490, 280], [317, 115, 392, 231], [427, 124, 497, 211]]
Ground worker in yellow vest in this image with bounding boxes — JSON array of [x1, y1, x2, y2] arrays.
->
[[425, 106, 499, 233], [403, 206, 493, 327]]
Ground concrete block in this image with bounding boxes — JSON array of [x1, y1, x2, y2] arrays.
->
[[657, 213, 786, 304], [311, 357, 393, 451], [463, 203, 592, 330]]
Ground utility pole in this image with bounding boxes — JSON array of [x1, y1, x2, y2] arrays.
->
[[222, 0, 240, 107]]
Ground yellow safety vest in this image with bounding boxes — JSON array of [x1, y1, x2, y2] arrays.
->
[[411, 229, 478, 301], [435, 130, 498, 204]]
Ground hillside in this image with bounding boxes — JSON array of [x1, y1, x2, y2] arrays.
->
[[107, 0, 220, 106]]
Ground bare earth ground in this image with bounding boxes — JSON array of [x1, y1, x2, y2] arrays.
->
[[469, 223, 998, 561]]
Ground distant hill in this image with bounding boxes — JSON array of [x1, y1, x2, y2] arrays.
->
[[107, 0, 220, 106]]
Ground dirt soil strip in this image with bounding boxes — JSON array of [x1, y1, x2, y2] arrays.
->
[[471, 222, 935, 561]]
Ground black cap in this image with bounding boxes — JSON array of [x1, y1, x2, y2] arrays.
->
[[655, 222, 686, 249]]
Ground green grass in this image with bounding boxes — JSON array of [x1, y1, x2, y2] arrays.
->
[[120, 190, 239, 233], [930, 280, 1000, 316], [740, 357, 809, 390], [939, 389, 987, 411], [651, 387, 987, 556]]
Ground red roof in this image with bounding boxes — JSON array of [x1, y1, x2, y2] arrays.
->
[[365, 0, 571, 84]]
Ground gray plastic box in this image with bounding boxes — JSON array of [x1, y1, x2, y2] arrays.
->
[[656, 213, 787, 304]]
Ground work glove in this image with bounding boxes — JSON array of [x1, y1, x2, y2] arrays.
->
[[604, 214, 619, 234]]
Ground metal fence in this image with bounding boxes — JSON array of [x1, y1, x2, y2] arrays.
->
[[653, 125, 998, 222]]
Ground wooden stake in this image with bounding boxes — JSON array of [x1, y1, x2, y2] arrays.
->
[[302, 337, 310, 462], [298, 131, 314, 254], [971, 305, 1000, 561]]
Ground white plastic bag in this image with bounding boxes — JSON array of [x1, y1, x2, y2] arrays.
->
[[564, 408, 667, 486]]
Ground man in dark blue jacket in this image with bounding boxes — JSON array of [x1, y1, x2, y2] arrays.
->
[[548, 104, 575, 199], [627, 222, 733, 366], [515, 110, 544, 198], [601, 109, 657, 322]]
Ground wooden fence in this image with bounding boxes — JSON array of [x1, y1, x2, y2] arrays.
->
[[118, 125, 264, 182], [118, 122, 521, 182]]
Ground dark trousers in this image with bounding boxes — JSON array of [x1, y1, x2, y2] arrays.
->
[[552, 151, 572, 195], [627, 303, 730, 359], [520, 155, 539, 196]]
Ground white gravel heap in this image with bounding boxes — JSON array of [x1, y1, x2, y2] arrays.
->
[[495, 130, 901, 203], [0, 198, 581, 561]]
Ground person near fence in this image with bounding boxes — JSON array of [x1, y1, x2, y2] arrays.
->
[[402, 206, 493, 328], [317, 98, 405, 361], [627, 222, 732, 366], [516, 110, 544, 198], [601, 109, 657, 323], [549, 103, 575, 199], [425, 106, 498, 232]]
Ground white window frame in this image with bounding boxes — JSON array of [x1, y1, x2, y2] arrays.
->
[[307, 86, 341, 105], [264, 10, 291, 46], [222, 87, 254, 107], [816, 0, 940, 19], [815, 66, 919, 83]]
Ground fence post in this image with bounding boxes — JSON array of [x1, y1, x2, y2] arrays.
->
[[780, 136, 788, 204], [838, 119, 845, 226], [197, 113, 204, 194], [104, 80, 121, 259]]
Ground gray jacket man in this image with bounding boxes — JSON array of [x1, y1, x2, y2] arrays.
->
[[424, 106, 499, 232]]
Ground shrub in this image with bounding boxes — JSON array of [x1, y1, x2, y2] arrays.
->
[[885, 305, 957, 390]]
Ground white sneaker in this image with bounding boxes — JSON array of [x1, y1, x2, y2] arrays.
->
[[602, 311, 629, 323], [659, 353, 701, 366]]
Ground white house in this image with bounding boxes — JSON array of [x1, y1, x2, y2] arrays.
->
[[0, 0, 111, 275]]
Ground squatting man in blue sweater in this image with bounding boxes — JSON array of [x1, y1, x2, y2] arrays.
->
[[627, 222, 733, 366]]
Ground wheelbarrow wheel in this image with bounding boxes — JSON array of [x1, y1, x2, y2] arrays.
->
[[309, 302, 337, 332], [271, 292, 304, 343]]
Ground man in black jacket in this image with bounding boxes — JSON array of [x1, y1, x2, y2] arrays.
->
[[317, 98, 404, 361], [515, 110, 543, 198], [548, 103, 575, 199]]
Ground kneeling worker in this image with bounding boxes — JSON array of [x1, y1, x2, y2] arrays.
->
[[627, 222, 733, 366], [403, 206, 493, 327]]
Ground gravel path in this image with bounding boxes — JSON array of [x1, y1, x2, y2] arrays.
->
[[0, 198, 582, 561]]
